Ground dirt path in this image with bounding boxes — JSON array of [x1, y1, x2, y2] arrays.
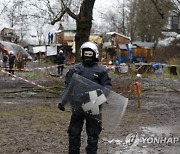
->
[[0, 63, 180, 154]]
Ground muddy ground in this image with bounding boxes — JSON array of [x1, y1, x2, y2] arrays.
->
[[0, 62, 180, 154]]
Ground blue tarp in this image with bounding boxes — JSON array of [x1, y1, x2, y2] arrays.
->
[[152, 63, 167, 68]]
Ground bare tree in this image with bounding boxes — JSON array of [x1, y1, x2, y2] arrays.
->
[[34, 20, 47, 45], [151, 0, 180, 17], [96, 0, 128, 35], [95, 0, 176, 42], [1, 0, 25, 27], [127, 0, 175, 42], [151, 0, 165, 19], [29, 0, 96, 61], [126, 0, 138, 41], [1, 0, 31, 42], [62, 0, 96, 61]]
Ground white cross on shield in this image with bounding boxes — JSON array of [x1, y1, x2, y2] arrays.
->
[[82, 90, 107, 115]]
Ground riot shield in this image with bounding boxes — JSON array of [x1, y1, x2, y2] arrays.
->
[[60, 73, 128, 132]]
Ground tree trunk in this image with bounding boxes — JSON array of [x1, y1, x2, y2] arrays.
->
[[75, 0, 95, 62]]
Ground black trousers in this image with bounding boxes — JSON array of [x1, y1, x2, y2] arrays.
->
[[67, 112, 102, 154], [9, 63, 14, 74], [57, 65, 64, 75]]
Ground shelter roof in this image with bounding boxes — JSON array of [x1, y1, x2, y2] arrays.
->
[[132, 41, 155, 48]]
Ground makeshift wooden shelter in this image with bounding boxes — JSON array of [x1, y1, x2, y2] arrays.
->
[[132, 42, 155, 61], [102, 32, 131, 64], [1, 28, 19, 43]]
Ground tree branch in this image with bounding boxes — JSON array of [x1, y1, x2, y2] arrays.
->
[[61, 0, 79, 20], [66, 7, 79, 20], [151, 0, 164, 19], [50, 9, 66, 25]]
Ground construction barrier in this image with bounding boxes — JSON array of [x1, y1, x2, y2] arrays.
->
[[133, 81, 141, 108], [0, 69, 59, 94], [0, 64, 64, 72]]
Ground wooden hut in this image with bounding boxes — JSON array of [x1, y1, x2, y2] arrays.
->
[[1, 28, 19, 43], [102, 32, 131, 64], [132, 42, 155, 59]]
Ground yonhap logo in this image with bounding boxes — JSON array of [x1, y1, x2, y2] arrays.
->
[[125, 132, 140, 148], [125, 133, 179, 148]]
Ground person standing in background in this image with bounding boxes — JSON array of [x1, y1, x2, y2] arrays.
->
[[56, 50, 66, 77], [48, 32, 51, 44], [8, 51, 16, 75], [50, 33, 54, 44], [2, 53, 8, 70]]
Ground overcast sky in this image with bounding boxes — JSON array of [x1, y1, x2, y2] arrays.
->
[[94, 0, 113, 9], [93, 0, 115, 24]]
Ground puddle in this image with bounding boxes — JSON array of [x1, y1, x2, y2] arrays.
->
[[1, 102, 17, 104], [141, 126, 180, 135], [142, 101, 168, 109], [21, 91, 37, 95], [101, 137, 123, 145]]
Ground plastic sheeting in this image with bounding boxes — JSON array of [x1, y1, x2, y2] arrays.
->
[[0, 41, 32, 60]]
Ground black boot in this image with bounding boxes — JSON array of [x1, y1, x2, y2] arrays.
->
[[69, 136, 81, 154]]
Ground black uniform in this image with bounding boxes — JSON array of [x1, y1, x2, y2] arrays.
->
[[65, 63, 112, 154], [56, 53, 65, 75], [3, 54, 8, 68], [9, 53, 16, 74]]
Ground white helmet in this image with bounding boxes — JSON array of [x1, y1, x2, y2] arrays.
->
[[59, 50, 63, 53], [80, 41, 99, 58], [9, 50, 14, 54]]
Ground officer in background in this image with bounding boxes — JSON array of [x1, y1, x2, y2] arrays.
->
[[2, 53, 8, 69], [58, 41, 112, 154], [56, 50, 66, 77], [8, 51, 16, 75]]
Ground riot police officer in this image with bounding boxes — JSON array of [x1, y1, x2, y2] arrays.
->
[[8, 51, 16, 75], [58, 41, 112, 154], [56, 50, 65, 77]]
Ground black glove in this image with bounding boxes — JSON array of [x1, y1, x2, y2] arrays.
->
[[96, 89, 103, 95], [58, 103, 65, 111]]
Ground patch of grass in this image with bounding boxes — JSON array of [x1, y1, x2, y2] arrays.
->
[[17, 72, 43, 78], [166, 58, 180, 65], [111, 66, 180, 79], [0, 89, 16, 93], [136, 67, 180, 78]]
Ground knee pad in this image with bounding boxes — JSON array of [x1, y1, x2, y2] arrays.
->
[[86, 127, 101, 138], [67, 127, 82, 137]]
